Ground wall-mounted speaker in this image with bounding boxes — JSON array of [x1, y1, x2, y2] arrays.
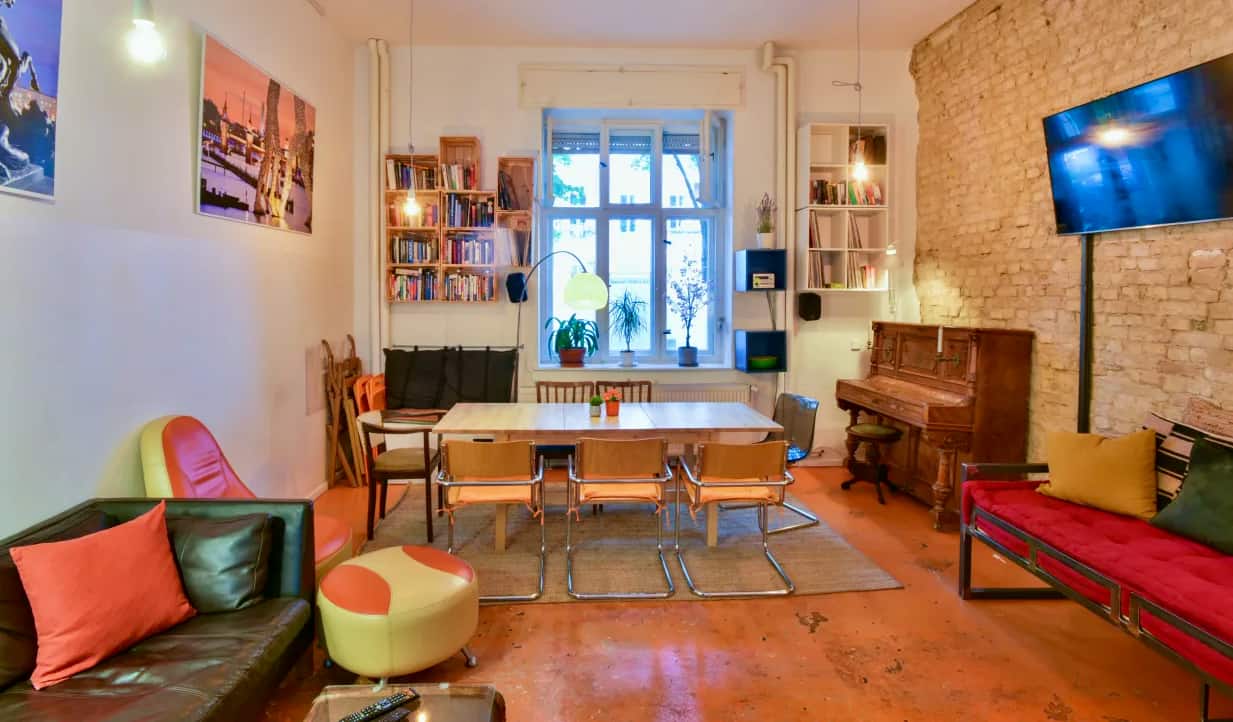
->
[[506, 273, 527, 303], [797, 292, 821, 321]]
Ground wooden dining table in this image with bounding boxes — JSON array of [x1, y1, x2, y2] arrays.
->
[[431, 401, 782, 547]]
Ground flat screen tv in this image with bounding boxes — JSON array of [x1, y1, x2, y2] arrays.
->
[[1043, 53, 1233, 235]]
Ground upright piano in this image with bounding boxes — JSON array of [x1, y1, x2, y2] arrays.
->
[[836, 322, 1033, 529]]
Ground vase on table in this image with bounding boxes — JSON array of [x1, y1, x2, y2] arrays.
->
[[605, 400, 620, 417]]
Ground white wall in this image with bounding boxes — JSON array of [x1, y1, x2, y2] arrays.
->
[[0, 0, 355, 536], [352, 44, 920, 449]]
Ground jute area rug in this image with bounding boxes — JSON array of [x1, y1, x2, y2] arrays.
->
[[363, 485, 900, 603]]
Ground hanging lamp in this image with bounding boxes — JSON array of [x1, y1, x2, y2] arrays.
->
[[833, 0, 869, 181], [401, 1, 422, 219]]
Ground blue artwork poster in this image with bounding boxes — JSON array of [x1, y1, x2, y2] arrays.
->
[[0, 0, 61, 199]]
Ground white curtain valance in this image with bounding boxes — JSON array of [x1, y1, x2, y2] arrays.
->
[[519, 64, 745, 110]]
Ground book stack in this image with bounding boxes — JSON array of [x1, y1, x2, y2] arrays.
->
[[810, 178, 885, 206], [390, 233, 436, 264], [444, 194, 494, 227], [443, 233, 493, 265], [442, 271, 495, 302], [385, 159, 436, 191], [439, 163, 478, 191], [390, 268, 437, 301], [495, 226, 530, 266]]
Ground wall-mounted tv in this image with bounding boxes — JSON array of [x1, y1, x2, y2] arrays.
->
[[1043, 53, 1233, 236]]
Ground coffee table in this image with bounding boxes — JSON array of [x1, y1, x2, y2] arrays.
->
[[304, 684, 505, 722]]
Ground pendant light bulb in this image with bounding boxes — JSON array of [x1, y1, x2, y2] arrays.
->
[[402, 193, 421, 219], [852, 158, 870, 182], [127, 0, 166, 64]]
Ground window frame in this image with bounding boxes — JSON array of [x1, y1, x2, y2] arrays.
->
[[539, 113, 728, 367]]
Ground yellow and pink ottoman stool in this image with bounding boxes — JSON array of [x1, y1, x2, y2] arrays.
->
[[318, 545, 480, 681]]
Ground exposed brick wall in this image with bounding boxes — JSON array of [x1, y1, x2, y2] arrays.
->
[[910, 0, 1233, 455]]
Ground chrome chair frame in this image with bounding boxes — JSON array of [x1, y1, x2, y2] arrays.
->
[[675, 458, 796, 598], [436, 456, 546, 603], [565, 455, 676, 600]]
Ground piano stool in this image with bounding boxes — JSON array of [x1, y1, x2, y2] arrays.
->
[[841, 423, 904, 505]]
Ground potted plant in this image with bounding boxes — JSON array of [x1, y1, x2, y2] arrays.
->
[[609, 290, 648, 368], [589, 394, 603, 418], [602, 388, 622, 416], [545, 314, 599, 368], [756, 193, 777, 248], [668, 259, 712, 368]]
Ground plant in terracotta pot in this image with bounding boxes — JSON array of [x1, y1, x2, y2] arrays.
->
[[589, 394, 603, 418], [667, 258, 712, 368], [755, 193, 776, 248], [602, 388, 622, 416], [609, 290, 647, 368], [545, 314, 599, 367]]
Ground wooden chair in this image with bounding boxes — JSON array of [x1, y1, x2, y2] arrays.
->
[[361, 413, 441, 542], [567, 437, 675, 600], [438, 440, 545, 602], [676, 441, 795, 598], [595, 380, 653, 402], [535, 380, 595, 403]]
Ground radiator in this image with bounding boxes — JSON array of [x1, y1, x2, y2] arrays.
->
[[655, 383, 755, 404]]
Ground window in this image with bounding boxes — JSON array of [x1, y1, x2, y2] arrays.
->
[[541, 112, 729, 365]]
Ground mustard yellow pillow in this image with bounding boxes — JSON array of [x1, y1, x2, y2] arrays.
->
[[1038, 430, 1158, 520]]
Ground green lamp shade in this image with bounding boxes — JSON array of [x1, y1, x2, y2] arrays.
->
[[563, 272, 609, 311]]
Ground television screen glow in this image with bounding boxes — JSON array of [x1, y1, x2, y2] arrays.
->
[[1043, 53, 1233, 235]]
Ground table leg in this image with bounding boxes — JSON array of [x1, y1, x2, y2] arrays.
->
[[706, 503, 719, 548], [494, 504, 508, 553]]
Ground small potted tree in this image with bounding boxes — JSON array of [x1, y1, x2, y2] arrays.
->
[[545, 314, 599, 368], [756, 193, 777, 248], [589, 394, 603, 418], [668, 259, 712, 368], [609, 290, 648, 368]]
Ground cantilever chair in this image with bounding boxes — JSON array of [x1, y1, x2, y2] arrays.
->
[[438, 440, 545, 602], [567, 437, 676, 599], [676, 440, 796, 598]]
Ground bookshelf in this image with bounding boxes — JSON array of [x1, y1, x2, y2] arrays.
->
[[383, 141, 535, 304], [795, 123, 891, 292]]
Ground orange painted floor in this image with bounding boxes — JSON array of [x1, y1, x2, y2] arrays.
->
[[268, 469, 1228, 722]]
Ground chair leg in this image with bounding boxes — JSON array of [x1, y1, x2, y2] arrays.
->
[[460, 646, 478, 668], [477, 499, 546, 604], [567, 490, 674, 600], [366, 475, 378, 541], [379, 480, 389, 519], [424, 476, 434, 544], [718, 499, 819, 535], [676, 501, 794, 599]]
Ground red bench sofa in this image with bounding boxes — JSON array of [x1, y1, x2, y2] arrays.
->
[[959, 462, 1233, 722]]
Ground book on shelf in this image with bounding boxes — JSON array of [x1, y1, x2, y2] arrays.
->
[[443, 233, 494, 265], [810, 178, 884, 206], [439, 163, 478, 191], [390, 268, 437, 301], [442, 270, 495, 302], [389, 232, 437, 264], [386, 158, 436, 191], [849, 135, 888, 165], [494, 226, 530, 266], [444, 194, 494, 227], [389, 202, 438, 228]]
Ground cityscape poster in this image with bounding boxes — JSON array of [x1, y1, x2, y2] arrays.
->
[[0, 0, 62, 200], [198, 34, 315, 234]]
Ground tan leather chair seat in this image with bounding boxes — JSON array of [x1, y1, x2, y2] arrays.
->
[[374, 448, 429, 474]]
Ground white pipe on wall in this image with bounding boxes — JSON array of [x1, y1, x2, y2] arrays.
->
[[376, 39, 392, 368], [762, 42, 796, 392], [367, 39, 382, 369]]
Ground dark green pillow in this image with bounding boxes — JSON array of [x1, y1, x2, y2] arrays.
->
[[166, 514, 272, 613], [1152, 437, 1233, 554]]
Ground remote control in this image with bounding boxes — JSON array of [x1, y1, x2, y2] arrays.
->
[[338, 691, 419, 722], [371, 709, 412, 722]]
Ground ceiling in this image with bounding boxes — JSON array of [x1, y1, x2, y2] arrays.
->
[[314, 0, 970, 50]]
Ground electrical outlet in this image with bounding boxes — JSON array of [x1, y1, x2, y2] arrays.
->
[[849, 338, 864, 351]]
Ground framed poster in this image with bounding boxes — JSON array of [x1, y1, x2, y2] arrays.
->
[[0, 0, 62, 200], [197, 34, 315, 234]]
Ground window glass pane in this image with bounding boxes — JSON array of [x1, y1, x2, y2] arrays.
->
[[665, 218, 711, 352], [607, 218, 653, 353], [608, 130, 652, 205], [549, 218, 597, 327], [663, 133, 702, 208], [552, 154, 599, 208]]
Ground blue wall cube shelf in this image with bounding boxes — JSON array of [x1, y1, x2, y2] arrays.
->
[[735, 330, 787, 373], [735, 249, 787, 292]]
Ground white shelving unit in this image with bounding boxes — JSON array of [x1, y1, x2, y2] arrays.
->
[[796, 123, 891, 292]]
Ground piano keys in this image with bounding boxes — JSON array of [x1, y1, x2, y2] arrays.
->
[[836, 322, 1033, 529]]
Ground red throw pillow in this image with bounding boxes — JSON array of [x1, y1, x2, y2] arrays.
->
[[9, 502, 196, 688]]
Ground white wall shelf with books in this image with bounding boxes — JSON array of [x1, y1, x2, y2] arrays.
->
[[796, 123, 891, 293]]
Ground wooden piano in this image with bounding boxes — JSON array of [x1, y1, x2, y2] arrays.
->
[[836, 322, 1033, 529]]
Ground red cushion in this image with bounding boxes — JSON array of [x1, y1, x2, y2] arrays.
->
[[966, 481, 1233, 687], [9, 503, 197, 688]]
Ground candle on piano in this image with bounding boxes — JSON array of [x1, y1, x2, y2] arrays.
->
[[937, 326, 944, 353]]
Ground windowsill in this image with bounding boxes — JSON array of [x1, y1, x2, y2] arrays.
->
[[535, 362, 733, 372]]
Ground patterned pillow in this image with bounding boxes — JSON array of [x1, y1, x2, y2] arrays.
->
[[1183, 398, 1233, 438], [1143, 412, 1233, 508]]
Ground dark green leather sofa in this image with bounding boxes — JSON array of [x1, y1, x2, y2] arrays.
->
[[0, 498, 315, 721]]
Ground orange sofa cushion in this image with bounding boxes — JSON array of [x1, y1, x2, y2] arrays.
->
[[9, 502, 196, 688]]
